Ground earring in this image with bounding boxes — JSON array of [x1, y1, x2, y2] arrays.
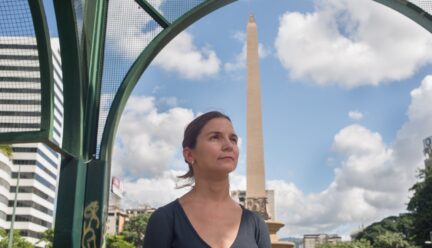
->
[[190, 160, 195, 165]]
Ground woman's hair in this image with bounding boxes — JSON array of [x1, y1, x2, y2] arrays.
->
[[178, 111, 231, 182]]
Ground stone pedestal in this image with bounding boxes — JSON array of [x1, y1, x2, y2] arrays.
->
[[266, 220, 295, 248]]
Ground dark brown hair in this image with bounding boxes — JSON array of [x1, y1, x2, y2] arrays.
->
[[178, 111, 231, 181]]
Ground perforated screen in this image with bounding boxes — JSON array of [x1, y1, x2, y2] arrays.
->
[[410, 0, 432, 14], [0, 1, 42, 133], [95, 0, 207, 157]]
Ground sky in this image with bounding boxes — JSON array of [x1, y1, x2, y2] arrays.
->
[[44, 0, 432, 239]]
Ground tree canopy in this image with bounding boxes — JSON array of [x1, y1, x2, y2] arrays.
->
[[407, 165, 432, 246], [122, 213, 151, 247]]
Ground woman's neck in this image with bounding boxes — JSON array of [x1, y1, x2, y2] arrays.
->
[[189, 177, 231, 203]]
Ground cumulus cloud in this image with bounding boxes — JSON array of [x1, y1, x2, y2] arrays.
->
[[106, 0, 164, 60], [275, 0, 432, 88], [121, 170, 189, 208], [112, 96, 195, 178], [153, 32, 221, 79], [224, 32, 271, 72], [348, 111, 363, 120], [106, 0, 220, 80]]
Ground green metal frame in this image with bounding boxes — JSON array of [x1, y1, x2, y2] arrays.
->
[[1, 0, 431, 247], [52, 0, 237, 247], [374, 0, 432, 33]]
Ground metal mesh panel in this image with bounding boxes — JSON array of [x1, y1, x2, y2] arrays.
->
[[95, 0, 163, 156], [149, 0, 206, 23], [95, 0, 209, 157], [0, 1, 42, 133], [409, 0, 432, 14]]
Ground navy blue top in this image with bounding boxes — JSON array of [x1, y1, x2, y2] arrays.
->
[[143, 199, 271, 248]]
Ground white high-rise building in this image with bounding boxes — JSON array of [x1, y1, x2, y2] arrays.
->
[[0, 36, 63, 245]]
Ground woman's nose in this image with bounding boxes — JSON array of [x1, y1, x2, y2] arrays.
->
[[222, 137, 234, 150]]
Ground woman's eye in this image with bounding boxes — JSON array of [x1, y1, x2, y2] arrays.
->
[[210, 135, 219, 140], [231, 137, 238, 144]]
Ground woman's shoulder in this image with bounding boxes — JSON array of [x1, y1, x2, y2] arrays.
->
[[242, 207, 265, 221], [241, 207, 268, 228]]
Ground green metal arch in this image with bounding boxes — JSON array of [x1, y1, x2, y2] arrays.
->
[[100, 0, 432, 162], [374, 0, 432, 33], [99, 0, 236, 161]]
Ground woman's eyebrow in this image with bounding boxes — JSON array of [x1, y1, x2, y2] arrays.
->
[[205, 131, 237, 137], [205, 131, 221, 136]]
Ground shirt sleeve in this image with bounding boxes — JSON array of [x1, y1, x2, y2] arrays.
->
[[143, 207, 174, 248], [255, 215, 271, 248]]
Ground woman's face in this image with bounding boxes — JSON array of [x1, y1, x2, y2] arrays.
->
[[186, 117, 239, 178]]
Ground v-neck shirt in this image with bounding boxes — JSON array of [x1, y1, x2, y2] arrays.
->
[[143, 199, 271, 248]]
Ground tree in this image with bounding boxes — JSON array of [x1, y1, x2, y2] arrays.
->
[[0, 145, 12, 157], [316, 240, 372, 248], [354, 214, 416, 245], [122, 213, 151, 247], [106, 234, 134, 248], [0, 229, 34, 248], [374, 231, 418, 248], [36, 229, 54, 248], [407, 166, 432, 246]]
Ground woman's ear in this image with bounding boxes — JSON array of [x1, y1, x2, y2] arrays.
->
[[183, 147, 194, 165]]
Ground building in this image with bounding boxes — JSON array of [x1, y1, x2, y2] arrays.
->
[[106, 177, 127, 235], [0, 36, 63, 245], [126, 206, 156, 217], [303, 234, 341, 248], [0, 151, 12, 230], [106, 205, 155, 235], [106, 205, 128, 235]]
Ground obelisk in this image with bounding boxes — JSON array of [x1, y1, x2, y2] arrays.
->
[[246, 15, 269, 220]]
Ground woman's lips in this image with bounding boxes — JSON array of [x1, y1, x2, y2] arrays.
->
[[218, 156, 234, 160]]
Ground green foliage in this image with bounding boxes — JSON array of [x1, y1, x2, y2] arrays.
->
[[316, 239, 372, 248], [354, 214, 416, 245], [122, 213, 151, 246], [0, 145, 12, 157], [0, 229, 34, 248], [36, 229, 54, 248], [106, 234, 134, 248], [407, 166, 432, 246], [374, 231, 418, 248]]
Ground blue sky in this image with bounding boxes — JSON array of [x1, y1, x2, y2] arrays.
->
[[44, 0, 432, 239]]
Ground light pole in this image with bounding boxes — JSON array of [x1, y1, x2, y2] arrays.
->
[[8, 162, 21, 248]]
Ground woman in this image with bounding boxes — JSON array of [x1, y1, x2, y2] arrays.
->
[[144, 111, 271, 248]]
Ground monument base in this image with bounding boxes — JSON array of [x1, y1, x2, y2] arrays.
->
[[265, 220, 295, 248]]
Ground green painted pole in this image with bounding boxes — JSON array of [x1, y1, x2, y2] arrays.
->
[[53, 158, 87, 247]]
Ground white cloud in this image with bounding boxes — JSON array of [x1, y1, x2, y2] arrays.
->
[[106, 0, 164, 60], [112, 96, 195, 178], [153, 32, 221, 79], [275, 0, 432, 88], [348, 111, 363, 120], [106, 0, 220, 80], [224, 32, 271, 72], [121, 170, 189, 208]]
